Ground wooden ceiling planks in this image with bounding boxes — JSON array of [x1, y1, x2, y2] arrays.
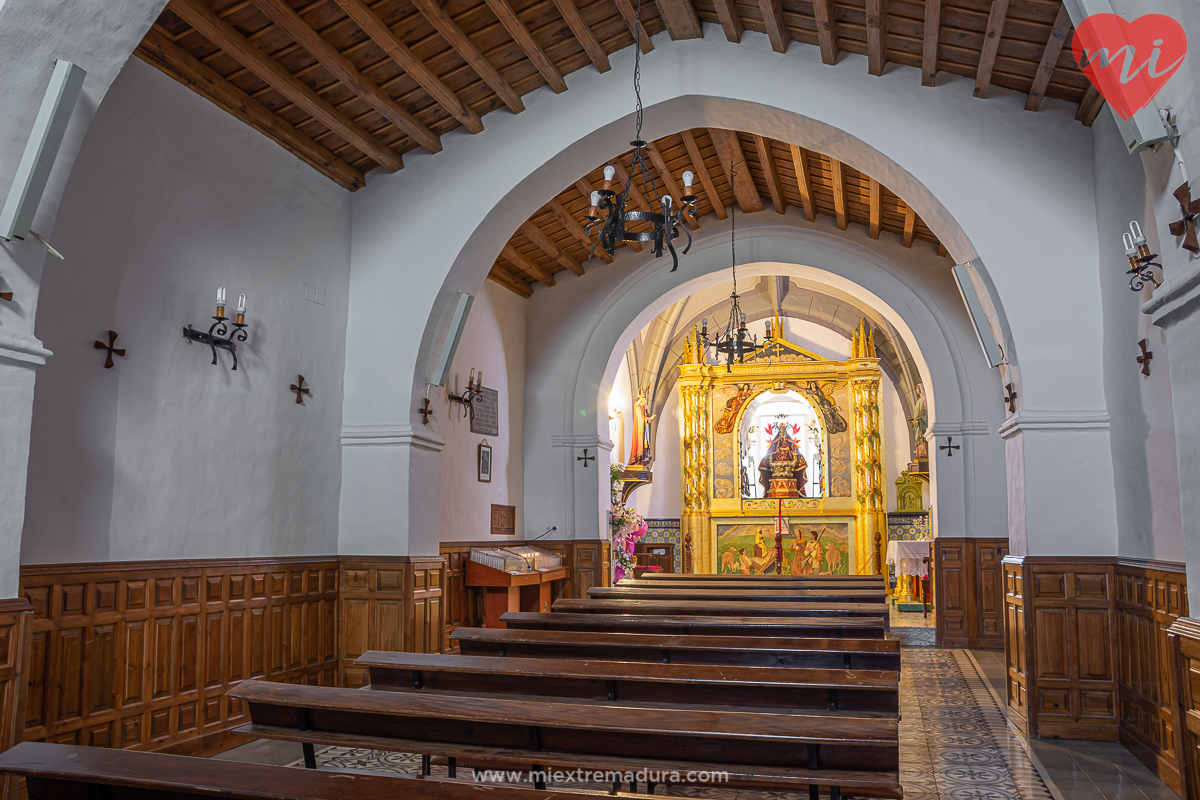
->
[[486, 127, 946, 296]]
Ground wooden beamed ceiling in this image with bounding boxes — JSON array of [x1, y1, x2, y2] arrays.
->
[[136, 0, 1101, 191], [486, 127, 945, 296]]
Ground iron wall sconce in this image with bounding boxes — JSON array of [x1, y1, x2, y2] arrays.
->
[[1123, 222, 1163, 292], [448, 368, 483, 420], [183, 286, 249, 370]]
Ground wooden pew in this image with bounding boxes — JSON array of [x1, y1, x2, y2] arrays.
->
[[451, 628, 901, 670], [357, 650, 899, 714], [636, 573, 886, 583], [588, 586, 888, 604], [0, 741, 607, 800], [227, 679, 902, 799], [500, 611, 886, 638], [553, 597, 889, 620], [617, 578, 883, 589]]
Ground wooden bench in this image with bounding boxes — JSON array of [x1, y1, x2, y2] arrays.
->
[[636, 573, 886, 583], [500, 611, 885, 638], [451, 627, 901, 670], [0, 741, 612, 800], [357, 650, 899, 714], [553, 598, 890, 621], [588, 586, 888, 604], [227, 679, 902, 799], [617, 578, 884, 589]]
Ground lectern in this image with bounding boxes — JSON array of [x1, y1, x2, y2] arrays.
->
[[466, 550, 570, 628]]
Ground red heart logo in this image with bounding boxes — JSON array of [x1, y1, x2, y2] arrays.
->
[[1072, 13, 1187, 120]]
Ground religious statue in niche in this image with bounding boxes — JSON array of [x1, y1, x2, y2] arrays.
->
[[758, 419, 807, 498], [909, 384, 929, 463], [628, 387, 656, 465]]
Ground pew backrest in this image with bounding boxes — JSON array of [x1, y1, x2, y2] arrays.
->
[[553, 598, 890, 620], [499, 611, 885, 639]]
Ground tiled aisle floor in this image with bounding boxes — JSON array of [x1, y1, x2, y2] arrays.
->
[[216, 647, 1110, 800]]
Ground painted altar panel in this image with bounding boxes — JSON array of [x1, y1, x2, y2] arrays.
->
[[715, 520, 853, 575]]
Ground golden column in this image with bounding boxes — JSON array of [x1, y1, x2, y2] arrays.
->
[[850, 321, 886, 575], [679, 331, 712, 573]]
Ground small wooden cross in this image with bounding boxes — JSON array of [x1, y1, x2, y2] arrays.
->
[[1137, 339, 1153, 377], [577, 448, 595, 467], [0, 276, 11, 302], [93, 330, 125, 369], [1170, 182, 1200, 253], [418, 398, 432, 424], [290, 375, 311, 404], [939, 436, 960, 458], [1003, 382, 1018, 414]]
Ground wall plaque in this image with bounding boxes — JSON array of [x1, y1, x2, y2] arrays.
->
[[491, 504, 516, 536], [471, 387, 499, 436]]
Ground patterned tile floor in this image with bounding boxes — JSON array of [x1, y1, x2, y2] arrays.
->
[[217, 646, 1115, 799]]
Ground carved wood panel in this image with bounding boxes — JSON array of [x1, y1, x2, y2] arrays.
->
[[1168, 617, 1200, 800], [1116, 560, 1187, 794], [934, 538, 1008, 649], [19, 558, 338, 757], [0, 600, 32, 800]]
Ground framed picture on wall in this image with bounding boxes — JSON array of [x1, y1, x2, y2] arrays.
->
[[478, 441, 492, 483]]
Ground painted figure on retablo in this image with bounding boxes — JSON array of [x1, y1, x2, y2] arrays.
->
[[757, 421, 807, 498]]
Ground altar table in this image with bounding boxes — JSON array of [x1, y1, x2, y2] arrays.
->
[[885, 539, 930, 578]]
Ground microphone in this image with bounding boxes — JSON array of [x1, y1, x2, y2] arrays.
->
[[530, 526, 558, 541]]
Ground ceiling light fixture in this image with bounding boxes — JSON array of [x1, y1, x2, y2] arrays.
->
[[584, 0, 696, 271], [700, 183, 763, 371]]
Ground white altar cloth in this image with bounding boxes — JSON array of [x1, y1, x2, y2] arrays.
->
[[886, 539, 931, 578]]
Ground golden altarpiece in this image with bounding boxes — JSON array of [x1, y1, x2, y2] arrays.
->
[[679, 318, 885, 575]]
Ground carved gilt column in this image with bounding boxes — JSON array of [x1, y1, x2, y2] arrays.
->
[[850, 322, 886, 575], [680, 379, 711, 573]]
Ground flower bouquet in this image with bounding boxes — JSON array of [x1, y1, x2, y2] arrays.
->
[[610, 503, 648, 583]]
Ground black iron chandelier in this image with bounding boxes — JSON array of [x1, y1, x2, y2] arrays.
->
[[1122, 221, 1162, 292], [700, 191, 764, 371], [583, 0, 696, 271]]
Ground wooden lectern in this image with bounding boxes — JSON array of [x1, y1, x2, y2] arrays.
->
[[465, 560, 571, 628]]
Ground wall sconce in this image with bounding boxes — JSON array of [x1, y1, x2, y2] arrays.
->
[[183, 286, 249, 370], [1123, 222, 1162, 292], [448, 368, 483, 420]]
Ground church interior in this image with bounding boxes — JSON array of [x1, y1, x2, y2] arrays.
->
[[0, 0, 1197, 798]]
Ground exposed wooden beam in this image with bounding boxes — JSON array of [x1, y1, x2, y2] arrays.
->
[[681, 130, 726, 219], [758, 0, 789, 53], [866, 0, 888, 76], [788, 145, 815, 222], [974, 0, 1010, 98], [1076, 84, 1106, 126], [902, 204, 916, 247], [520, 221, 585, 275], [830, 158, 847, 230], [812, 0, 839, 65], [409, 0, 524, 114], [937, 243, 948, 257], [551, 0, 611, 72], [545, 199, 612, 263], [503, 242, 556, 286], [868, 178, 881, 239], [709, 129, 764, 213], [489, 265, 534, 296], [753, 135, 785, 214], [646, 142, 699, 229], [921, 0, 941, 86], [484, 0, 568, 92], [654, 0, 702, 39], [614, 0, 654, 53], [136, 27, 365, 191], [1025, 5, 1071, 112], [327, 0, 482, 135], [171, 0, 406, 170], [711, 0, 743, 42], [576, 180, 643, 251]]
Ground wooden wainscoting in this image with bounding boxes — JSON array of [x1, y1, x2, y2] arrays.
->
[[0, 599, 32, 800], [1169, 617, 1200, 800], [339, 557, 445, 688], [1116, 559, 1188, 794], [1003, 556, 1119, 741], [18, 558, 339, 757], [934, 538, 1009, 649]]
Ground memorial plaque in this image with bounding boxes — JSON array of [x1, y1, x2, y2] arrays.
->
[[470, 387, 499, 436], [491, 504, 516, 536]]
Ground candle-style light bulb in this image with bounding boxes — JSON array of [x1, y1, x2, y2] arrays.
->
[[603, 165, 616, 182], [662, 194, 673, 211], [216, 286, 227, 319], [476, 371, 482, 389], [682, 171, 694, 190], [468, 368, 475, 390], [1131, 221, 1146, 245], [701, 317, 708, 335], [588, 191, 601, 218], [740, 312, 747, 327], [1123, 232, 1136, 257], [235, 293, 246, 325]]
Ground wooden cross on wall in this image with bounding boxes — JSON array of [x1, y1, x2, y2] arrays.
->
[[1003, 383, 1018, 413], [577, 448, 595, 467], [0, 274, 11, 302], [1170, 182, 1200, 253], [418, 398, 432, 425], [1137, 339, 1153, 377], [939, 436, 961, 457], [290, 375, 311, 404], [93, 330, 126, 369]]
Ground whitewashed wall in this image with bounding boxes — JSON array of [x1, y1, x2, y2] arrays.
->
[[22, 59, 351, 563]]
